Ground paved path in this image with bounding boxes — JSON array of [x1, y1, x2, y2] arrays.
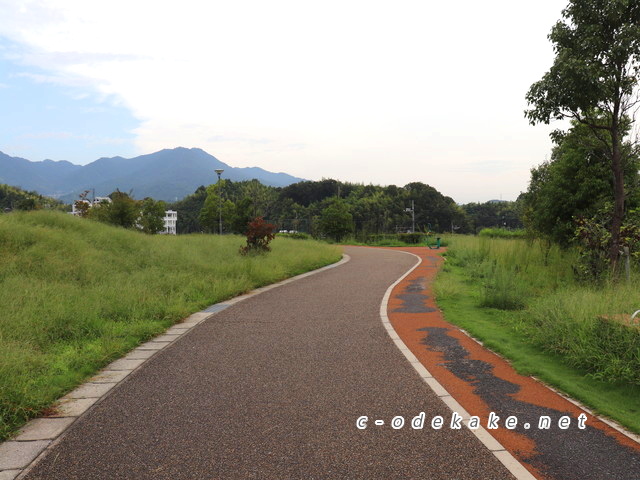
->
[[387, 247, 640, 480], [21, 247, 513, 479]]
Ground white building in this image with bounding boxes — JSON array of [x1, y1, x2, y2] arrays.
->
[[162, 210, 178, 235], [70, 196, 112, 215]]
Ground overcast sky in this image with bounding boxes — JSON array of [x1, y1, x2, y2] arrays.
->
[[0, 0, 569, 203]]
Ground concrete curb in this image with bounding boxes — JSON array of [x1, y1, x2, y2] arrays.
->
[[1, 253, 350, 480], [379, 250, 537, 480]]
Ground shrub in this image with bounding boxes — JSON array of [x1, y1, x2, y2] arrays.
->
[[319, 198, 353, 242], [397, 232, 424, 244], [573, 205, 640, 281], [239, 217, 277, 255]]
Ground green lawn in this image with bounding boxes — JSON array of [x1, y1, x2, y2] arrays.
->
[[0, 210, 341, 440]]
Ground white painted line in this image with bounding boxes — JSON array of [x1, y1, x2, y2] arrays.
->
[[423, 377, 450, 397], [440, 396, 471, 419], [472, 426, 506, 452], [397, 347, 420, 365], [379, 249, 535, 480], [410, 362, 433, 379], [493, 450, 537, 480]]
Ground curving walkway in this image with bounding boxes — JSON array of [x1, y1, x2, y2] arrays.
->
[[387, 246, 640, 480], [17, 246, 513, 479]]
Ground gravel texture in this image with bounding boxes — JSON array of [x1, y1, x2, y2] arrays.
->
[[386, 246, 640, 480], [420, 326, 640, 480], [22, 247, 513, 480]]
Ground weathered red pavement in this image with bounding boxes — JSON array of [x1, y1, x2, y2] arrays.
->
[[387, 246, 640, 480], [21, 247, 514, 479]]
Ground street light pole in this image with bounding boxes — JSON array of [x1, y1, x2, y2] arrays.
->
[[215, 169, 224, 235], [404, 200, 415, 233], [411, 200, 415, 233]]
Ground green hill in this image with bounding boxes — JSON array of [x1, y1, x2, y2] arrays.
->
[[0, 210, 340, 440]]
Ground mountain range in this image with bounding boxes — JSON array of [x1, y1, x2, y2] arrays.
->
[[0, 147, 305, 202]]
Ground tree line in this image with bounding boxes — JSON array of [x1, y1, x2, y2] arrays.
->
[[169, 178, 522, 240], [0, 179, 522, 242]]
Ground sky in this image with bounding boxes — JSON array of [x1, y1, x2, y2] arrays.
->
[[0, 0, 569, 203]]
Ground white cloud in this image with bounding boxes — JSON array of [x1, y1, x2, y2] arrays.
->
[[18, 131, 131, 146], [0, 0, 568, 202]]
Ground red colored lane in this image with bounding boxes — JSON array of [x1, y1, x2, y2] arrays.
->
[[385, 246, 640, 480]]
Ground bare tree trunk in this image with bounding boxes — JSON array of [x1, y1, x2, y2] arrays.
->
[[609, 126, 625, 273]]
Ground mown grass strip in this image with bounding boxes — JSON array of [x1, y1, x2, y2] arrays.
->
[[0, 211, 341, 440]]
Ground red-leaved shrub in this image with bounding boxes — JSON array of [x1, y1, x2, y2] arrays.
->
[[239, 217, 277, 255]]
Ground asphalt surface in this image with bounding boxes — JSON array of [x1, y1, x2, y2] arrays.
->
[[23, 247, 513, 479]]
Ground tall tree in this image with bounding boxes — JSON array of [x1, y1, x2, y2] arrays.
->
[[199, 182, 235, 233], [138, 197, 167, 234], [525, 0, 640, 269], [171, 185, 208, 233], [523, 121, 640, 245], [89, 190, 139, 228], [319, 197, 353, 242]]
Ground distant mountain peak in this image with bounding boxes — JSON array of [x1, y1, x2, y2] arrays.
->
[[0, 148, 305, 202]]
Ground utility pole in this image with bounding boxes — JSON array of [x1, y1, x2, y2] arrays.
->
[[411, 200, 415, 233], [215, 169, 224, 235]]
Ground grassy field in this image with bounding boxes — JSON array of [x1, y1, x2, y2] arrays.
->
[[0, 210, 341, 440], [434, 235, 640, 433]]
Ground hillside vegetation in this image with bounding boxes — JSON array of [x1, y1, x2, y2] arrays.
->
[[0, 183, 62, 211], [0, 210, 341, 440]]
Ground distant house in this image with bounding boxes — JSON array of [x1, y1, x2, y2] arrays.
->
[[71, 197, 177, 235], [70, 196, 112, 215], [162, 210, 177, 235]]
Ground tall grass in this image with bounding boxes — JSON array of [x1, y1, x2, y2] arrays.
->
[[443, 235, 640, 386], [0, 211, 341, 440], [478, 227, 527, 239]]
